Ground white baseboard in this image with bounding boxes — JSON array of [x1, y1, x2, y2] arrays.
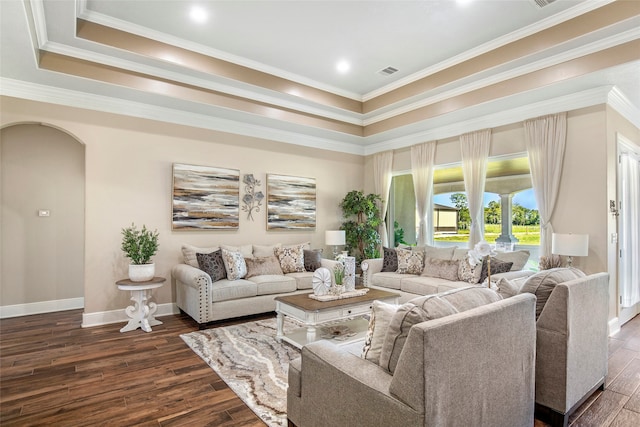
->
[[608, 317, 621, 337], [0, 297, 85, 318], [81, 302, 179, 328]]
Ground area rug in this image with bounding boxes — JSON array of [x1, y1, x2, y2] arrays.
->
[[180, 318, 301, 427]]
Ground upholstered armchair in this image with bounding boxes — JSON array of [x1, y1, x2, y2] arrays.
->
[[533, 271, 610, 426], [287, 293, 537, 427]]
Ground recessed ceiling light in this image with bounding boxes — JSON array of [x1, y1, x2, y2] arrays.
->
[[189, 6, 208, 24], [336, 60, 350, 74]]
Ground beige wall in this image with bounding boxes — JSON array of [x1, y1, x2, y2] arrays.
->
[[1, 124, 85, 305], [0, 96, 364, 314]]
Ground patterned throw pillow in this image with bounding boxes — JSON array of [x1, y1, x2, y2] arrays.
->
[[196, 250, 226, 282], [244, 256, 283, 278], [421, 258, 460, 281], [478, 257, 513, 284], [458, 256, 482, 284], [221, 248, 247, 280], [381, 247, 398, 272], [396, 248, 424, 275], [361, 300, 399, 365], [303, 249, 323, 272], [275, 245, 306, 274]]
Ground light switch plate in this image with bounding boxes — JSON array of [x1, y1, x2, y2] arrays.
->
[[38, 210, 50, 217]]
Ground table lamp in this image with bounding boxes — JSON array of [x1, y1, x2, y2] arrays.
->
[[325, 230, 345, 259], [551, 233, 589, 267]]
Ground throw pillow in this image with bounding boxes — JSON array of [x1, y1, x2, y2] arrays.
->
[[362, 300, 400, 365], [275, 245, 306, 274], [494, 277, 519, 299], [478, 257, 513, 284], [195, 250, 226, 282], [381, 247, 398, 272], [458, 256, 482, 284], [396, 248, 424, 275], [423, 245, 457, 260], [182, 244, 219, 268], [244, 255, 283, 278], [519, 267, 586, 319], [379, 287, 501, 373], [303, 249, 323, 272], [221, 248, 247, 280], [421, 258, 460, 281], [252, 244, 281, 258], [495, 250, 530, 271]]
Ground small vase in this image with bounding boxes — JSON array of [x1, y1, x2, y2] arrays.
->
[[331, 285, 344, 296], [128, 263, 155, 282]]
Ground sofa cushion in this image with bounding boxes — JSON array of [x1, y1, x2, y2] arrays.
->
[[182, 244, 219, 268], [424, 245, 457, 260], [401, 276, 470, 296], [285, 272, 314, 290], [421, 258, 460, 281], [381, 247, 399, 272], [196, 250, 226, 282], [379, 287, 501, 373], [303, 249, 323, 272], [518, 267, 586, 319], [495, 250, 530, 271], [253, 243, 281, 257], [458, 257, 482, 284], [371, 272, 410, 290], [361, 300, 400, 365], [221, 249, 248, 280], [244, 255, 283, 278], [220, 244, 254, 259], [250, 275, 297, 295], [396, 248, 424, 274], [275, 245, 306, 274], [452, 248, 470, 260], [211, 279, 257, 302], [478, 257, 513, 284]]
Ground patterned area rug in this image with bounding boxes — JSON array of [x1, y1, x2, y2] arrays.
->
[[180, 318, 300, 427]]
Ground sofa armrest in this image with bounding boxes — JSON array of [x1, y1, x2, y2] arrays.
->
[[171, 263, 212, 290], [297, 340, 421, 426], [361, 258, 383, 287]]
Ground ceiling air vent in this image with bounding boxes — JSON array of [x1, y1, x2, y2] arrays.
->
[[531, 0, 556, 8], [378, 66, 399, 76]]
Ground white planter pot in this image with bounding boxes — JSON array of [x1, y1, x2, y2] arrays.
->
[[128, 263, 155, 282]]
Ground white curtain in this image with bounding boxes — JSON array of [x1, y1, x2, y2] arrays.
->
[[373, 151, 394, 248], [461, 129, 491, 247], [620, 150, 640, 308], [411, 141, 437, 246], [524, 112, 567, 257]]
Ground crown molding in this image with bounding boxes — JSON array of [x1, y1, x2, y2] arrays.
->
[[608, 86, 640, 130], [363, 86, 615, 155], [0, 78, 366, 155], [75, 0, 362, 102], [363, 0, 617, 101]]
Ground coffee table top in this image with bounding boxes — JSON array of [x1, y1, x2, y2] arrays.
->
[[275, 287, 399, 311]]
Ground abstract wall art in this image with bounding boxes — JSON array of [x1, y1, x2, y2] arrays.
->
[[266, 174, 316, 230], [172, 163, 240, 230]]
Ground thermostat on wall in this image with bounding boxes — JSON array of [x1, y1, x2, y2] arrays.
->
[[38, 209, 50, 217]]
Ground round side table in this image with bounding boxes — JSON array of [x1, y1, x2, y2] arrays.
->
[[116, 276, 166, 333]]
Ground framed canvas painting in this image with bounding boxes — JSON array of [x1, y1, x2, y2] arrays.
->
[[266, 174, 316, 230], [172, 163, 240, 230]]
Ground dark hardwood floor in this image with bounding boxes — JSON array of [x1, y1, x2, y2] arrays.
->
[[2, 309, 640, 426]]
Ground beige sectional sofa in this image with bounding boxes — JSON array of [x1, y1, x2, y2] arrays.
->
[[172, 243, 340, 325], [362, 245, 534, 303]]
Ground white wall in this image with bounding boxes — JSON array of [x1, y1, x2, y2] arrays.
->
[[0, 96, 364, 315]]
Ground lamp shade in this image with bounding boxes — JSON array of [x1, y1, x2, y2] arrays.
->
[[552, 233, 589, 257], [325, 230, 345, 246]]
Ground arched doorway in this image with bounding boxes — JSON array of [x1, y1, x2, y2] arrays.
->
[[1, 123, 85, 317]]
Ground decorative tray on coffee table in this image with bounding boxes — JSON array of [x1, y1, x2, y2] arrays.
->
[[308, 288, 369, 302]]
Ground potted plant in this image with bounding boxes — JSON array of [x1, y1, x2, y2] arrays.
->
[[121, 223, 159, 282], [339, 190, 382, 265]]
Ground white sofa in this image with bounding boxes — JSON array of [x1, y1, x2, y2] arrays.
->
[[362, 246, 534, 303], [172, 243, 340, 326]]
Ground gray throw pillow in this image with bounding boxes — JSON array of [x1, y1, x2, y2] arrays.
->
[[245, 255, 284, 278], [519, 267, 586, 319], [478, 257, 513, 283], [421, 258, 460, 281], [382, 247, 398, 272], [303, 249, 323, 272], [196, 250, 226, 282]]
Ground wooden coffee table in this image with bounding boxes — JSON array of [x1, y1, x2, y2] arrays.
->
[[274, 288, 400, 349]]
